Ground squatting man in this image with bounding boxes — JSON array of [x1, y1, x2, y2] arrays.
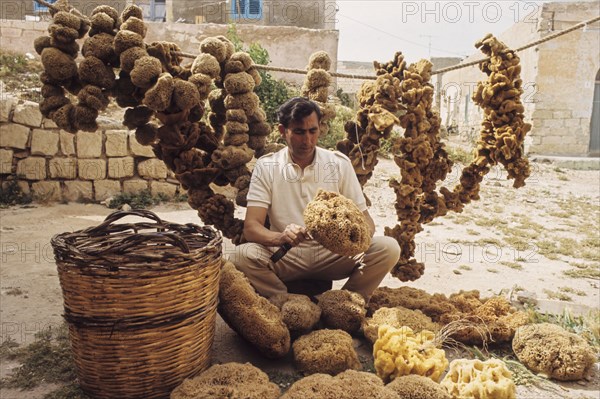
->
[[229, 97, 400, 301]]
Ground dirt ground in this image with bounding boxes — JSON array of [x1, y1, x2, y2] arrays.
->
[[0, 155, 599, 398]]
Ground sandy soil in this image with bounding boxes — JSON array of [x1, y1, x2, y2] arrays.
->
[[0, 156, 599, 398]]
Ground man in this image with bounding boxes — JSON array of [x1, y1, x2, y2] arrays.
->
[[230, 97, 400, 301]]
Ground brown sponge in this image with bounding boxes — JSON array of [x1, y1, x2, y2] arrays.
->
[[191, 53, 221, 79], [53, 11, 81, 30], [135, 123, 159, 146], [119, 46, 148, 74], [48, 23, 78, 44], [188, 73, 213, 99], [269, 293, 321, 334], [120, 17, 147, 37], [173, 79, 201, 111], [78, 56, 116, 89], [218, 261, 290, 358], [130, 56, 163, 89], [123, 106, 154, 129], [171, 362, 280, 399], [77, 85, 110, 111], [225, 52, 253, 73], [121, 4, 144, 22], [386, 374, 451, 399], [308, 51, 332, 70], [211, 144, 254, 170], [41, 47, 78, 82], [114, 30, 144, 56], [200, 37, 229, 63], [224, 72, 255, 94], [318, 290, 366, 334], [82, 32, 117, 64], [292, 329, 361, 375], [303, 189, 371, 257], [224, 92, 260, 114]]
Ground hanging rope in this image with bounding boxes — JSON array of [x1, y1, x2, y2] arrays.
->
[[174, 14, 600, 78]]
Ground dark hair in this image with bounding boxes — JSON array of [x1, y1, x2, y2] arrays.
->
[[276, 97, 322, 128]]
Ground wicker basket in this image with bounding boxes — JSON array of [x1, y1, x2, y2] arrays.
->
[[51, 210, 222, 399]]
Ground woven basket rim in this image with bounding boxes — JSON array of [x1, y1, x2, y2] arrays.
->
[[51, 209, 222, 270]]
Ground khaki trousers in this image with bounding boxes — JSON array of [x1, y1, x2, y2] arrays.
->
[[228, 236, 401, 301]]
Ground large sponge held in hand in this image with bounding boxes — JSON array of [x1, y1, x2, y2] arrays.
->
[[303, 189, 371, 257]]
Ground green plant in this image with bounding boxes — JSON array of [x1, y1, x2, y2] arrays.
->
[[0, 180, 33, 207], [335, 88, 355, 109], [0, 50, 28, 76], [528, 308, 600, 348], [446, 145, 474, 164], [108, 190, 164, 209], [0, 324, 76, 389], [319, 104, 353, 150], [226, 24, 298, 124]]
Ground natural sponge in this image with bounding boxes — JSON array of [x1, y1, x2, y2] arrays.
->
[[362, 306, 440, 344], [512, 323, 596, 381], [282, 370, 400, 399], [386, 374, 451, 399], [293, 329, 361, 376], [218, 261, 290, 358], [440, 358, 516, 399], [318, 289, 366, 334], [303, 189, 371, 257], [373, 325, 448, 383], [170, 362, 280, 399], [269, 293, 321, 334]]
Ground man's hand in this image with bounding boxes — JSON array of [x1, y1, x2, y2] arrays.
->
[[276, 223, 311, 247]]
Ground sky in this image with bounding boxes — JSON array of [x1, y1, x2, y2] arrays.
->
[[335, 0, 588, 63]]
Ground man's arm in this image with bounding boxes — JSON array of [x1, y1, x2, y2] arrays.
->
[[244, 206, 308, 247]]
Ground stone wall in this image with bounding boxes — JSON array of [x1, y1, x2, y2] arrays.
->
[[0, 98, 180, 203], [0, 19, 339, 87]]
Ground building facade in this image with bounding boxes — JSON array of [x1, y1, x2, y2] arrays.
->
[[440, 1, 599, 156]]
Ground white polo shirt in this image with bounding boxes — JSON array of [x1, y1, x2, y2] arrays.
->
[[246, 147, 367, 233]]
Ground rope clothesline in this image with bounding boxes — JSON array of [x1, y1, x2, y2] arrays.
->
[[175, 14, 600, 79], [33, 0, 599, 79]]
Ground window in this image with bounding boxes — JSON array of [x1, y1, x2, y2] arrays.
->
[[232, 0, 262, 20]]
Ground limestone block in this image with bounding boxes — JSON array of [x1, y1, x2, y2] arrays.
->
[[0, 124, 30, 149], [0, 149, 13, 174], [543, 135, 575, 146], [138, 159, 167, 179], [12, 101, 43, 127], [129, 131, 155, 157], [1, 27, 22, 38], [31, 129, 59, 156], [97, 116, 124, 130], [108, 157, 134, 178], [105, 130, 128, 156], [76, 132, 103, 158], [63, 181, 93, 202], [532, 109, 553, 119], [78, 159, 106, 180], [150, 181, 177, 198], [94, 179, 122, 201], [59, 130, 75, 156], [49, 158, 77, 179], [553, 110, 571, 119], [43, 118, 58, 129], [123, 179, 149, 194], [542, 119, 564, 129], [16, 157, 46, 180], [32, 181, 62, 201], [0, 96, 17, 122], [563, 118, 583, 128]]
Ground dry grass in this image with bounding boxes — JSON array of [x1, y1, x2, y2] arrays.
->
[[500, 261, 523, 270], [543, 289, 572, 302], [563, 261, 600, 279]]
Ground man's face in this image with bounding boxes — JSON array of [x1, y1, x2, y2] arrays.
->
[[279, 111, 320, 164]]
